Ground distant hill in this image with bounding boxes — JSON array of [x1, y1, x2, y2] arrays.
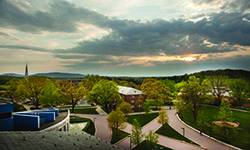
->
[[33, 72, 84, 79], [0, 73, 23, 77]]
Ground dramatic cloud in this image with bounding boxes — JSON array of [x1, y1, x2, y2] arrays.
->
[[0, 0, 249, 75]]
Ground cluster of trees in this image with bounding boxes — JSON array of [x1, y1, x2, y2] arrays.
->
[[3, 77, 86, 111]]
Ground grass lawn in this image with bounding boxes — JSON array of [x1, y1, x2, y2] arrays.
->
[[133, 140, 172, 150], [70, 116, 95, 135], [111, 128, 129, 144], [180, 105, 250, 149], [156, 123, 197, 145], [71, 107, 98, 114], [127, 113, 158, 126], [59, 106, 98, 114]]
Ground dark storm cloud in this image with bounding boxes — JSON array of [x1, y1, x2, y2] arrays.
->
[[1, 0, 250, 57], [59, 12, 249, 56], [0, 0, 109, 32]]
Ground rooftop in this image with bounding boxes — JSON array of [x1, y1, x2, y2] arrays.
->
[[118, 86, 143, 95], [0, 131, 120, 150]]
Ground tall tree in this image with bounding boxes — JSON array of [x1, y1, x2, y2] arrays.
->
[[228, 79, 248, 106], [4, 78, 22, 102], [57, 80, 86, 112], [141, 78, 171, 107], [40, 80, 63, 107], [131, 119, 143, 145], [208, 76, 228, 105], [82, 75, 103, 93], [218, 100, 233, 122], [17, 77, 48, 108], [107, 110, 126, 131], [177, 76, 209, 122], [158, 108, 168, 125], [87, 80, 122, 113]]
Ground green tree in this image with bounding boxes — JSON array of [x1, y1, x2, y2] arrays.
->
[[131, 119, 143, 145], [88, 80, 122, 113], [177, 76, 209, 122], [4, 78, 22, 103], [228, 79, 248, 106], [57, 80, 86, 112], [158, 108, 168, 125], [108, 110, 126, 131], [145, 131, 159, 144], [141, 78, 171, 106], [17, 77, 48, 108], [117, 101, 132, 115], [218, 100, 233, 122], [208, 76, 228, 105], [40, 80, 63, 107], [82, 75, 103, 93]]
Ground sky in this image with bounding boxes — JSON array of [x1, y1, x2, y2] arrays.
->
[[0, 0, 250, 76]]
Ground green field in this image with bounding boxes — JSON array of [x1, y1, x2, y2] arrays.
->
[[111, 128, 129, 144], [59, 106, 98, 114], [127, 113, 159, 126], [133, 140, 172, 150], [180, 105, 250, 149], [156, 123, 197, 145], [70, 116, 95, 135]]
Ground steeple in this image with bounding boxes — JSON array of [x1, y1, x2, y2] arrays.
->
[[25, 64, 28, 77]]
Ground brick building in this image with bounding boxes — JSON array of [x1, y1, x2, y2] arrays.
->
[[118, 86, 145, 111]]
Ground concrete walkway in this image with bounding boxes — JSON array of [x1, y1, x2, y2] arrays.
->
[[117, 116, 202, 150], [71, 114, 111, 143], [167, 109, 237, 150]]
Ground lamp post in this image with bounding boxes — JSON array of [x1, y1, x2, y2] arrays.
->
[[181, 127, 185, 136]]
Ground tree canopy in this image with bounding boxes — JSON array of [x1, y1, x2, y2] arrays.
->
[[57, 80, 86, 112], [177, 76, 209, 122], [87, 80, 122, 113]]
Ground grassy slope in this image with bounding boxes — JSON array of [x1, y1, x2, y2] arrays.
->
[[180, 105, 250, 149], [127, 113, 159, 126], [111, 128, 129, 144], [133, 140, 172, 150], [156, 123, 197, 145], [70, 116, 95, 135]]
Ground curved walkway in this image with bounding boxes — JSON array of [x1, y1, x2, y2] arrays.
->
[[71, 114, 111, 143], [117, 116, 202, 150], [167, 109, 237, 150]]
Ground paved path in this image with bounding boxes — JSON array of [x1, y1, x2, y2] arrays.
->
[[167, 109, 236, 150], [71, 114, 111, 143], [117, 116, 202, 150]]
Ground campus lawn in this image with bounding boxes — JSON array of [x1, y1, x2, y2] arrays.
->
[[156, 123, 197, 145], [111, 128, 129, 144], [70, 116, 95, 135], [133, 140, 172, 150], [127, 113, 159, 126], [72, 107, 98, 114], [59, 106, 98, 114], [180, 105, 250, 149]]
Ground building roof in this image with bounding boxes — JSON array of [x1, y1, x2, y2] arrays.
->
[[118, 86, 143, 95], [0, 131, 120, 150]]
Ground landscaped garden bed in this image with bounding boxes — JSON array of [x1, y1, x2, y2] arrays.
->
[[111, 128, 129, 144], [156, 123, 197, 145], [127, 113, 159, 126], [70, 116, 95, 135], [133, 140, 172, 150]]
